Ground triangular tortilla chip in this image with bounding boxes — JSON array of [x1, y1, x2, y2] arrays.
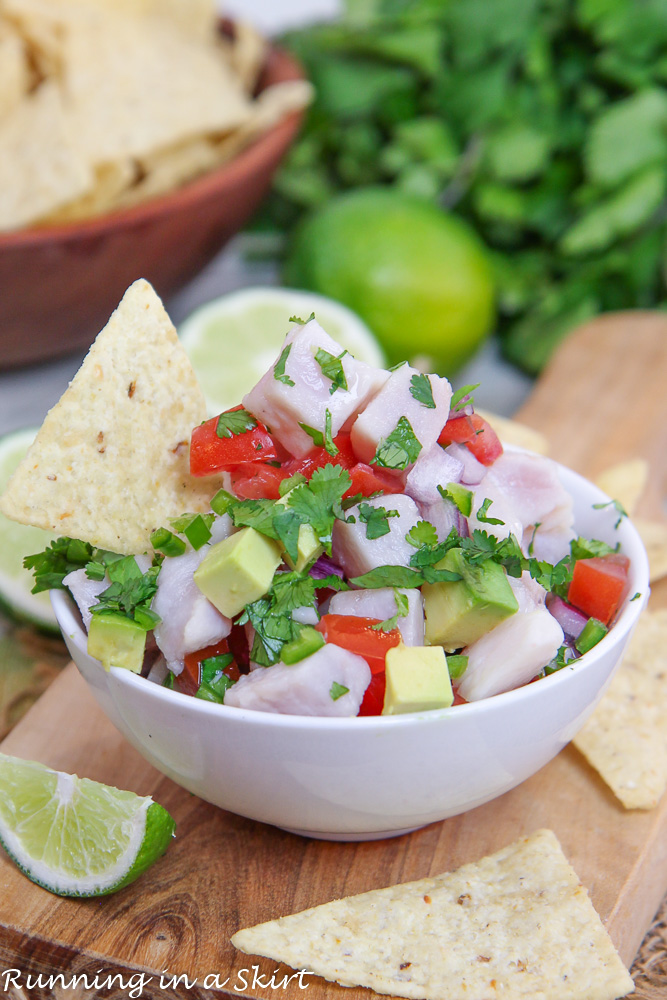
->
[[232, 829, 633, 1000], [0, 279, 215, 554], [574, 609, 667, 809]]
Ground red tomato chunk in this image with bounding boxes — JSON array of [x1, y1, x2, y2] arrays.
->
[[315, 614, 402, 716], [567, 553, 630, 626], [190, 407, 277, 477], [438, 413, 502, 466], [179, 639, 239, 697]]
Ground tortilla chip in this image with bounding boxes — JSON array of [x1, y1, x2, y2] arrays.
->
[[113, 138, 220, 210], [0, 280, 214, 555], [475, 409, 549, 455], [39, 158, 137, 222], [73, 0, 217, 40], [633, 518, 667, 583], [228, 19, 267, 93], [574, 609, 667, 810], [0, 81, 92, 231], [0, 21, 31, 121], [232, 829, 633, 1000], [594, 460, 649, 518], [211, 79, 314, 165], [63, 9, 251, 166]]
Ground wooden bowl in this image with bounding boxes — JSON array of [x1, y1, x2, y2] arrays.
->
[[0, 40, 305, 368]]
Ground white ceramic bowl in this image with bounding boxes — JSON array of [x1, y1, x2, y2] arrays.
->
[[53, 460, 650, 841]]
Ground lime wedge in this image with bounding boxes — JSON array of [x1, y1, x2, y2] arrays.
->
[[0, 752, 175, 897], [178, 286, 386, 416], [0, 427, 58, 632]]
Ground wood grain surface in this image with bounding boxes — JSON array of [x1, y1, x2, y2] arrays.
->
[[0, 312, 665, 1000]]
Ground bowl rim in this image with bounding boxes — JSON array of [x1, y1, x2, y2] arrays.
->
[[0, 32, 305, 248], [52, 455, 651, 731]]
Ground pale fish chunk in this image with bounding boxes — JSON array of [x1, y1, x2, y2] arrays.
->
[[332, 494, 421, 579], [458, 607, 564, 702], [404, 443, 463, 506], [224, 644, 371, 716], [421, 496, 462, 542], [508, 571, 547, 612], [484, 452, 574, 535], [153, 517, 234, 675], [443, 442, 486, 485], [63, 567, 108, 632], [329, 587, 424, 645], [243, 319, 389, 458], [351, 364, 452, 468]]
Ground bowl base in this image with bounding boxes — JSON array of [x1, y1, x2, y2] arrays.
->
[[279, 824, 425, 842]]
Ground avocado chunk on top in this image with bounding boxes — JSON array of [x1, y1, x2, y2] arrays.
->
[[87, 612, 147, 673], [422, 547, 518, 651], [383, 643, 453, 715], [194, 527, 282, 619]]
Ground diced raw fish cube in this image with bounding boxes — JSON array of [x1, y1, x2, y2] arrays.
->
[[351, 364, 452, 468], [404, 444, 464, 505], [329, 587, 424, 645], [243, 319, 389, 458], [508, 571, 547, 613], [458, 607, 563, 701], [64, 568, 108, 632], [224, 644, 371, 716], [469, 479, 523, 542], [421, 496, 462, 541], [153, 527, 234, 675], [332, 493, 421, 578]]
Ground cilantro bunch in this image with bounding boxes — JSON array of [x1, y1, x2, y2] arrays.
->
[[259, 0, 667, 372]]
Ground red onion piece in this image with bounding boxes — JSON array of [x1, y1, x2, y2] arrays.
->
[[444, 443, 486, 486], [546, 594, 588, 640], [310, 554, 345, 579]]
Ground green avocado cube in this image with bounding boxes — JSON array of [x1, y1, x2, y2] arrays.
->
[[193, 527, 282, 618], [87, 612, 147, 673], [383, 644, 453, 715], [422, 548, 518, 651], [275, 490, 324, 571]]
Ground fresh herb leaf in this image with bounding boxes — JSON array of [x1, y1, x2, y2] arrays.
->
[[330, 681, 350, 701], [450, 383, 480, 412], [475, 497, 505, 525], [358, 502, 399, 539], [315, 347, 349, 394], [406, 520, 439, 548], [409, 372, 436, 408], [527, 522, 541, 556], [350, 563, 461, 589], [279, 471, 307, 496], [289, 312, 315, 324], [630, 591, 642, 601], [371, 416, 422, 470], [215, 407, 257, 439], [273, 510, 302, 566], [90, 555, 162, 630], [372, 589, 409, 631], [543, 645, 576, 675], [570, 536, 617, 561], [273, 343, 295, 387], [592, 498, 628, 529], [299, 408, 339, 456], [24, 537, 96, 594], [285, 464, 351, 555]]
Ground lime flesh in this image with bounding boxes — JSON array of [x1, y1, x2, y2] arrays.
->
[[178, 286, 385, 416], [0, 428, 58, 631], [0, 752, 175, 897]]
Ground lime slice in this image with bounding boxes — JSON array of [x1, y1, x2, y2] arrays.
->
[[0, 427, 58, 632], [0, 752, 175, 897], [178, 286, 386, 416]]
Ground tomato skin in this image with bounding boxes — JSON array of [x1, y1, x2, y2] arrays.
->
[[465, 414, 503, 466], [438, 413, 476, 447], [230, 464, 287, 499], [346, 463, 398, 499], [179, 639, 239, 697], [283, 433, 356, 480], [315, 614, 402, 716], [567, 553, 630, 625], [190, 407, 277, 477]]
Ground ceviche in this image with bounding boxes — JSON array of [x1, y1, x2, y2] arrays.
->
[[27, 316, 631, 717]]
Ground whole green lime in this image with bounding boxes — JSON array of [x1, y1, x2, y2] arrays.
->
[[283, 188, 495, 374]]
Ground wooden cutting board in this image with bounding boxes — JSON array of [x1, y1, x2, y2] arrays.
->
[[1, 312, 666, 1000]]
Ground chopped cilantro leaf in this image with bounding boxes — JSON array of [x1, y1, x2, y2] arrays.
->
[[273, 344, 295, 387], [409, 373, 436, 409], [450, 383, 480, 412], [358, 502, 398, 539], [438, 482, 473, 517], [527, 522, 542, 556], [630, 591, 642, 601], [475, 498, 505, 525], [315, 347, 348, 395], [299, 408, 339, 456], [289, 312, 315, 324], [372, 416, 422, 470], [90, 555, 162, 630], [372, 589, 409, 632], [273, 509, 302, 566], [285, 464, 351, 555], [592, 498, 628, 529], [279, 471, 307, 496], [24, 537, 96, 594], [350, 563, 461, 589], [330, 681, 349, 701], [406, 520, 439, 549], [216, 408, 257, 439], [570, 536, 617, 561]]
